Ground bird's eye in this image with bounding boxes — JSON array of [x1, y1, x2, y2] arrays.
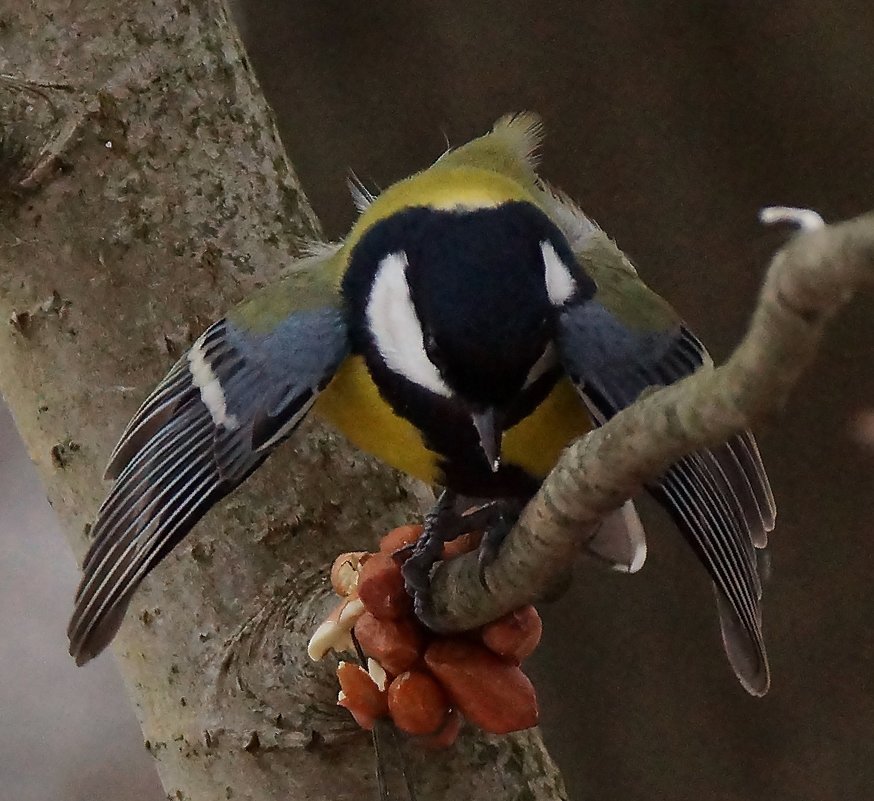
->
[[423, 332, 445, 368]]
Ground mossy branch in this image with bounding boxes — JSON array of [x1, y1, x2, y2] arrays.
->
[[429, 208, 874, 628]]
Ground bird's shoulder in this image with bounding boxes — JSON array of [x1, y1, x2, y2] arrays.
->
[[228, 242, 345, 334]]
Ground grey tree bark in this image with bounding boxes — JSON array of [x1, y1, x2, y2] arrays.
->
[[0, 2, 566, 800]]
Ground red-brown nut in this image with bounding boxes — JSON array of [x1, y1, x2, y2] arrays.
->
[[379, 524, 424, 557], [330, 551, 370, 597], [441, 530, 483, 559], [354, 612, 424, 676], [336, 661, 388, 731], [419, 709, 463, 750], [481, 605, 542, 664], [387, 670, 449, 735], [424, 639, 538, 734], [358, 552, 412, 619]]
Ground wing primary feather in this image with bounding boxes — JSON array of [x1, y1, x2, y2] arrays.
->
[[659, 474, 754, 634], [676, 456, 760, 622], [660, 469, 768, 695], [103, 366, 195, 479], [70, 471, 219, 665], [83, 411, 211, 573], [736, 431, 777, 532], [69, 450, 217, 656], [107, 395, 202, 487], [119, 363, 189, 425], [666, 469, 754, 629], [688, 450, 762, 597], [711, 439, 770, 548], [72, 425, 215, 617], [78, 466, 217, 640], [83, 423, 213, 584], [713, 589, 770, 696], [659, 473, 748, 626], [661, 465, 761, 635], [690, 449, 756, 560], [93, 399, 205, 524], [83, 426, 209, 579]]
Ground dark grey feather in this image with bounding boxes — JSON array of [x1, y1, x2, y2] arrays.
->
[[556, 299, 774, 694], [659, 467, 768, 695], [734, 430, 777, 537], [69, 310, 348, 665]]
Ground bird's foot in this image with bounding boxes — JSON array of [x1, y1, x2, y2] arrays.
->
[[476, 501, 524, 585], [399, 494, 521, 630], [397, 490, 458, 596]]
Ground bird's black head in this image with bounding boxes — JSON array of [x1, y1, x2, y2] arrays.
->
[[407, 202, 570, 403], [343, 199, 595, 469]]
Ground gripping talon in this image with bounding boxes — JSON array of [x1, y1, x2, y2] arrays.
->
[[476, 501, 524, 586], [400, 494, 524, 628], [412, 591, 450, 634], [401, 490, 458, 603]]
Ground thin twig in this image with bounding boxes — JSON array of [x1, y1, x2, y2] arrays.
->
[[352, 630, 418, 801], [0, 72, 78, 110], [0, 73, 78, 92]]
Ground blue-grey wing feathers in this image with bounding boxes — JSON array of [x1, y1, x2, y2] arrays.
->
[[557, 300, 775, 695], [69, 310, 348, 665]]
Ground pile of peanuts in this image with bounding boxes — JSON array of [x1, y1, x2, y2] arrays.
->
[[308, 524, 542, 747]]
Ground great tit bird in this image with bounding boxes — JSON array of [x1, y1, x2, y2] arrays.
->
[[68, 114, 775, 696]]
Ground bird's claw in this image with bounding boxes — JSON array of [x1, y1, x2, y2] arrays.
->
[[401, 538, 444, 595], [400, 490, 458, 606], [411, 589, 449, 634], [476, 506, 521, 585], [477, 529, 505, 586], [401, 495, 524, 627]]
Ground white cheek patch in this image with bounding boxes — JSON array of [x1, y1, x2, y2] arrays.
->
[[542, 240, 578, 306], [366, 251, 453, 398], [188, 336, 240, 430]]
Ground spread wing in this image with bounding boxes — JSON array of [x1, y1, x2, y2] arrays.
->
[[539, 184, 776, 695], [556, 299, 775, 696], [69, 255, 349, 665]]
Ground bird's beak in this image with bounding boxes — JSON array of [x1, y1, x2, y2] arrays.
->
[[472, 409, 503, 473]]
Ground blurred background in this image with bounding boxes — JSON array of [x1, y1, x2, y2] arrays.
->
[[3, 2, 874, 799]]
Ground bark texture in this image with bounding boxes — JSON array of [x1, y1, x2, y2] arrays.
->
[[0, 2, 566, 800]]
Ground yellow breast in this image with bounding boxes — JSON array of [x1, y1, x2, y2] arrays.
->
[[314, 356, 443, 484], [314, 355, 592, 489], [502, 377, 592, 479]]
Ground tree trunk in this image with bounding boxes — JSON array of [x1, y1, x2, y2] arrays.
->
[[0, 2, 566, 799]]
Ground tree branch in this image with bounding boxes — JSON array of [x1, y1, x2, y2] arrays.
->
[[0, 1, 567, 799], [430, 209, 874, 629]]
